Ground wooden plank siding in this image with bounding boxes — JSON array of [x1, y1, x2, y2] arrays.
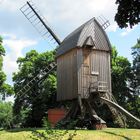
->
[[90, 50, 111, 93], [77, 48, 90, 99], [57, 48, 78, 101], [56, 18, 112, 101], [78, 49, 111, 99], [57, 48, 111, 101]]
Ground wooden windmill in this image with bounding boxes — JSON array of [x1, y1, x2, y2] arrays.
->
[[19, 1, 140, 129]]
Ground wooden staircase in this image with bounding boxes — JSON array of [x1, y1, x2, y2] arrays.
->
[[103, 92, 126, 127], [89, 81, 108, 93], [88, 82, 126, 127]]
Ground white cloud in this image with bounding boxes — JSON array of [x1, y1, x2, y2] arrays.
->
[[3, 34, 37, 84], [35, 0, 118, 34], [5, 96, 15, 103], [0, 0, 24, 12], [1, 33, 17, 39], [3, 38, 37, 58], [0, 0, 118, 41], [0, 0, 4, 4], [120, 25, 137, 37]]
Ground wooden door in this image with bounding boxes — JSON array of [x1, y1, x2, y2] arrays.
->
[[83, 48, 90, 66], [82, 49, 91, 98]]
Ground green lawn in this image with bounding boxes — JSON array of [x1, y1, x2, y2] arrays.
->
[[0, 128, 140, 140]]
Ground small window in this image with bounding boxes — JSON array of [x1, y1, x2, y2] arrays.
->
[[91, 71, 99, 76]]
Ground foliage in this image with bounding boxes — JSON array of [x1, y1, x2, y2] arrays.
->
[[128, 39, 140, 118], [111, 45, 140, 127], [0, 101, 13, 129], [0, 36, 6, 90], [0, 84, 14, 100], [13, 50, 57, 127], [0, 36, 14, 99], [0, 128, 140, 140], [0, 36, 5, 56], [111, 46, 132, 108], [115, 0, 140, 28], [131, 39, 140, 93], [31, 119, 77, 140]]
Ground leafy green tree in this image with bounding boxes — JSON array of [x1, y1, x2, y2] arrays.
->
[[128, 39, 140, 118], [111, 46, 140, 127], [13, 50, 57, 127], [111, 46, 132, 108], [0, 36, 14, 100], [131, 39, 140, 94], [0, 101, 13, 129], [0, 36, 6, 90], [115, 0, 140, 28]]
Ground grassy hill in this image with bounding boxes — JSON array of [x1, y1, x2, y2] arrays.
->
[[0, 128, 140, 140]]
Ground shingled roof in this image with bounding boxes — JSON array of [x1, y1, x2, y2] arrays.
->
[[56, 18, 111, 57]]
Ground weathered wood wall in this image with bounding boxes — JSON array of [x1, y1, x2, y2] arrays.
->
[[56, 18, 112, 101], [57, 48, 78, 101], [57, 48, 111, 101], [77, 49, 111, 99], [90, 50, 111, 92], [77, 48, 90, 99]]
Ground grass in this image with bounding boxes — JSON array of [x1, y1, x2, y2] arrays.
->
[[0, 128, 140, 140]]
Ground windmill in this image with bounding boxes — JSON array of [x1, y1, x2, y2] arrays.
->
[[19, 1, 140, 129]]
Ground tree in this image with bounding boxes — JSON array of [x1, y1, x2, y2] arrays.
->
[[131, 39, 140, 92], [0, 36, 14, 100], [111, 46, 132, 108], [13, 50, 57, 127], [0, 36, 6, 91], [0, 101, 13, 129], [128, 39, 140, 118], [115, 0, 140, 28], [111, 46, 140, 127]]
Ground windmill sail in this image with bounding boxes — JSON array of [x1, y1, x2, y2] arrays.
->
[[18, 1, 61, 98], [96, 16, 110, 30], [16, 61, 57, 98], [20, 1, 61, 45]]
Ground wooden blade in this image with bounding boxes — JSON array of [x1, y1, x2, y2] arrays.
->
[[16, 61, 57, 98], [20, 1, 61, 46], [96, 16, 110, 30]]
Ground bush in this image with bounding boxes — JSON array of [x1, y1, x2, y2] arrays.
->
[[0, 101, 13, 129], [31, 118, 77, 140]]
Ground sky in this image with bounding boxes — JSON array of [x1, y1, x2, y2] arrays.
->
[[0, 0, 140, 88]]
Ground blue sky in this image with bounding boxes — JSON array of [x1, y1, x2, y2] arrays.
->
[[0, 0, 140, 87]]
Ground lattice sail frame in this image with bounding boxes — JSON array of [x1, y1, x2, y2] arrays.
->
[[96, 16, 110, 30], [15, 61, 57, 99], [20, 1, 61, 45]]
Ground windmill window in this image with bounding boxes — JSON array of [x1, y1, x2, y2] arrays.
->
[[91, 71, 99, 76]]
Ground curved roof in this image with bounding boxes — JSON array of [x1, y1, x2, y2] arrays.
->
[[56, 18, 111, 57]]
